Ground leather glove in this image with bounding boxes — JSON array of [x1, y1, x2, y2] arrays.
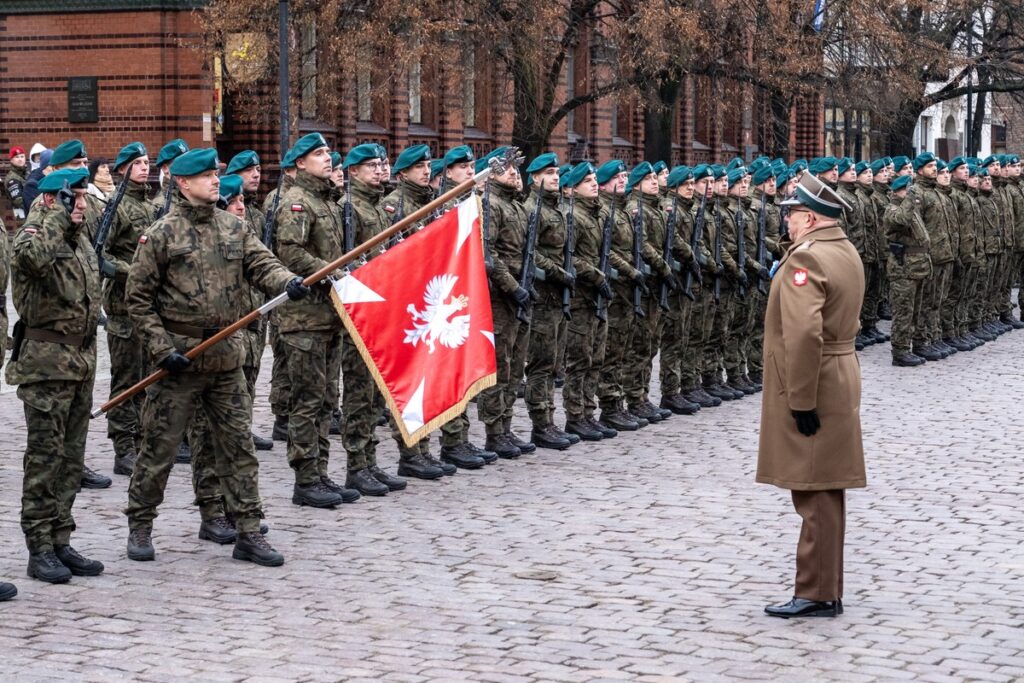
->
[[99, 260, 117, 279], [738, 271, 749, 288], [598, 281, 614, 301], [792, 409, 820, 437], [562, 270, 576, 289], [631, 269, 647, 286], [666, 274, 681, 292], [159, 351, 192, 375], [512, 286, 530, 306], [286, 276, 310, 300], [759, 265, 772, 282]]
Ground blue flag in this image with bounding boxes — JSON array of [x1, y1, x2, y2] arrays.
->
[[812, 0, 826, 32]]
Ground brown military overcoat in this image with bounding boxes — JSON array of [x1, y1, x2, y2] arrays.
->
[[756, 224, 866, 491]]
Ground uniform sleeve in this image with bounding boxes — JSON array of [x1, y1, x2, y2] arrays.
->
[[11, 210, 69, 276], [5, 174, 24, 211], [275, 200, 331, 277], [671, 214, 695, 263], [488, 202, 519, 295], [779, 249, 826, 411], [125, 227, 176, 364], [242, 222, 296, 297], [101, 205, 134, 280]]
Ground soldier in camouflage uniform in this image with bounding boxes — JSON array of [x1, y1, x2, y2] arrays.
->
[[1004, 155, 1024, 324], [7, 168, 105, 583], [835, 159, 868, 349], [746, 162, 782, 386], [947, 158, 985, 348], [0, 209, 12, 601], [720, 166, 759, 395], [975, 166, 1006, 336], [910, 153, 955, 360], [990, 157, 1021, 330], [854, 161, 886, 345], [124, 148, 308, 566], [884, 175, 930, 366], [934, 160, 969, 351], [267, 155, 299, 440]]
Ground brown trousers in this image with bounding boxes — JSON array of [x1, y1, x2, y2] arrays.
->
[[791, 489, 846, 601]]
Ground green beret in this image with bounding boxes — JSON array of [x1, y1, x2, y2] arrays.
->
[[558, 164, 572, 178], [855, 161, 871, 176], [38, 168, 89, 193], [560, 162, 596, 189], [789, 159, 808, 174], [710, 164, 726, 179], [869, 159, 887, 174], [652, 160, 668, 174], [595, 159, 627, 185], [912, 152, 936, 171], [281, 147, 298, 170], [751, 164, 775, 186], [936, 158, 947, 172], [976, 166, 988, 178], [343, 143, 378, 169], [475, 146, 508, 174], [330, 151, 342, 170], [809, 156, 838, 175], [749, 158, 770, 174], [626, 161, 655, 193], [775, 170, 792, 190], [726, 167, 748, 188], [981, 155, 999, 168], [771, 160, 788, 177], [169, 148, 220, 177], [429, 159, 445, 181], [891, 175, 912, 192], [225, 150, 260, 175], [113, 142, 147, 173], [725, 157, 745, 171], [1008, 154, 1020, 164], [375, 144, 388, 160], [837, 157, 854, 175], [393, 144, 432, 174], [444, 145, 475, 169], [691, 164, 714, 181], [965, 164, 976, 176], [881, 156, 893, 167], [289, 133, 329, 166], [156, 139, 190, 167], [780, 173, 852, 218], [892, 155, 911, 170], [666, 165, 693, 188], [526, 152, 559, 175], [50, 139, 87, 167], [218, 174, 243, 202]]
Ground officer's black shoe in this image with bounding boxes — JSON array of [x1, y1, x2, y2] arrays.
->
[[127, 528, 155, 562], [198, 517, 237, 544], [369, 466, 406, 490], [54, 545, 104, 576], [586, 416, 617, 438], [175, 441, 191, 464], [914, 344, 943, 361], [693, 387, 723, 407], [507, 431, 536, 454], [599, 410, 639, 432], [660, 394, 700, 416], [80, 466, 112, 490], [397, 452, 445, 480], [113, 450, 137, 476], [424, 453, 457, 475], [271, 416, 289, 441], [320, 476, 362, 503], [232, 532, 284, 567], [531, 424, 572, 451], [331, 410, 343, 434], [565, 419, 604, 441], [465, 442, 499, 464], [346, 468, 390, 495], [440, 444, 486, 469], [892, 351, 926, 367], [27, 551, 72, 584], [252, 433, 274, 451], [291, 481, 344, 508], [485, 434, 522, 458], [0, 581, 16, 601], [704, 383, 737, 401], [765, 597, 841, 619]]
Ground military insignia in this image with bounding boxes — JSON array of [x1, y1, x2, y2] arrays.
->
[[383, 205, 396, 214], [138, 235, 148, 244], [23, 227, 37, 235], [792, 269, 808, 286], [291, 204, 304, 212]]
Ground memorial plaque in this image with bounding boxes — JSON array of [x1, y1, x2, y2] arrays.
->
[[68, 77, 99, 123]]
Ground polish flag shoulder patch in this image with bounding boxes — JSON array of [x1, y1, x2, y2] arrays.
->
[[792, 268, 808, 286], [291, 204, 304, 212], [138, 234, 148, 244]]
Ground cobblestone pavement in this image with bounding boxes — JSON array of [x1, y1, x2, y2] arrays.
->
[[1, 316, 1023, 682]]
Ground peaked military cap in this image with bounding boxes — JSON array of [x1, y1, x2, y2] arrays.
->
[[912, 152, 936, 171], [691, 163, 714, 181], [50, 139, 87, 167], [790, 159, 809, 174], [652, 160, 668, 174], [626, 161, 655, 193], [526, 152, 559, 175], [837, 157, 854, 176], [666, 165, 693, 188], [726, 166, 748, 188], [38, 168, 89, 193], [892, 155, 911, 171], [781, 172, 852, 218], [169, 148, 220, 177], [393, 144, 432, 174], [595, 159, 627, 185], [218, 174, 243, 202], [855, 161, 871, 176], [891, 175, 913, 192], [114, 142, 147, 173], [289, 133, 330, 165], [775, 170, 792, 189], [560, 162, 596, 189], [156, 139, 190, 168], [444, 145, 475, 169], [808, 156, 838, 175], [751, 164, 775, 186], [343, 143, 379, 169], [475, 146, 509, 174], [330, 151, 342, 169], [225, 150, 260, 175]]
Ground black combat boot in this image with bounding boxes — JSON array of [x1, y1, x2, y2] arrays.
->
[[587, 415, 617, 438], [251, 432, 274, 451], [645, 399, 672, 420], [397, 451, 446, 480], [421, 445, 456, 475], [660, 394, 700, 416], [292, 480, 345, 508], [79, 466, 112, 490], [113, 450, 137, 476], [346, 468, 390, 495], [465, 441, 499, 464], [692, 386, 723, 407], [550, 425, 581, 445], [892, 351, 926, 367], [175, 441, 191, 464], [53, 545, 103, 576], [485, 433, 522, 459], [704, 381, 738, 401], [530, 423, 572, 450], [370, 466, 407, 491], [913, 344, 943, 362], [878, 300, 893, 320], [271, 415, 289, 441], [855, 333, 867, 350], [27, 550, 72, 584], [1001, 314, 1024, 330], [224, 514, 269, 536], [972, 325, 996, 341], [945, 337, 971, 352], [505, 421, 537, 453], [629, 402, 663, 423], [232, 532, 284, 567], [198, 517, 238, 544], [127, 527, 155, 562], [440, 443, 485, 469], [565, 418, 604, 441], [0, 581, 16, 601], [599, 410, 639, 432], [320, 476, 362, 502], [330, 409, 343, 435]]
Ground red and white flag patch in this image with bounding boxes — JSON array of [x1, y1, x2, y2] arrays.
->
[[291, 204, 303, 212], [138, 234, 148, 244], [792, 269, 808, 286]]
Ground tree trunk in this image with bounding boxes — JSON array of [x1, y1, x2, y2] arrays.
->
[[971, 90, 987, 157], [511, 56, 547, 161], [644, 78, 679, 164], [886, 99, 922, 156], [769, 90, 792, 159]]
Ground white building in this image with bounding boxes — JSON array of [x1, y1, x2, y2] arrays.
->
[[913, 82, 992, 160]]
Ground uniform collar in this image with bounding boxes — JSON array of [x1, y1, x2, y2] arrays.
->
[[791, 224, 844, 249], [295, 169, 332, 198]]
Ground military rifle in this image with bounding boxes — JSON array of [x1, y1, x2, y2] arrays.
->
[[631, 196, 646, 317], [712, 197, 723, 304], [343, 170, 355, 256], [517, 180, 544, 323], [156, 175, 174, 220], [595, 197, 615, 322], [684, 189, 707, 298], [93, 171, 131, 278], [660, 196, 682, 309], [261, 170, 286, 248], [481, 178, 494, 276], [735, 201, 747, 301], [561, 192, 577, 320], [755, 198, 769, 296]]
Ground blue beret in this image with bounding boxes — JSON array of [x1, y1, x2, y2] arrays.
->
[[855, 161, 871, 176], [710, 164, 726, 179], [289, 133, 329, 165], [891, 175, 913, 192], [169, 148, 220, 177], [526, 152, 559, 175], [652, 160, 668, 174], [595, 159, 627, 185], [225, 150, 260, 175], [837, 157, 854, 175], [626, 161, 655, 193], [38, 168, 89, 193], [330, 151, 342, 169], [393, 144, 432, 174], [560, 162, 596, 189], [751, 164, 775, 186], [114, 142, 147, 173], [429, 159, 445, 181], [692, 164, 714, 181], [948, 156, 967, 172], [475, 146, 509, 174], [780, 173, 852, 219], [725, 157, 745, 171], [809, 156, 838, 175], [869, 159, 887, 174], [912, 152, 936, 171], [444, 145, 475, 169], [981, 155, 1000, 168], [936, 158, 947, 171], [50, 139, 87, 167], [665, 165, 693, 188], [789, 159, 808, 174], [218, 174, 243, 202], [775, 170, 792, 189], [892, 155, 911, 170], [976, 166, 988, 178], [726, 167, 748, 188], [156, 139, 190, 167]]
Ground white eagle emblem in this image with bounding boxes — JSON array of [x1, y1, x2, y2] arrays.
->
[[403, 274, 471, 353]]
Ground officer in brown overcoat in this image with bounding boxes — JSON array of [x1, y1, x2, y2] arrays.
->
[[757, 173, 866, 618]]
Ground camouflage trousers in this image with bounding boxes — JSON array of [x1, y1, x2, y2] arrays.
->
[[126, 369, 264, 533], [918, 260, 953, 345], [889, 275, 927, 354], [724, 290, 754, 382], [596, 285, 637, 411], [268, 323, 291, 418], [562, 297, 607, 421], [657, 291, 693, 397], [745, 291, 766, 376], [966, 262, 988, 330], [624, 293, 660, 406], [280, 330, 342, 484], [702, 288, 734, 385], [525, 290, 567, 426], [341, 331, 380, 471], [439, 412, 470, 448], [986, 252, 1006, 320], [940, 262, 964, 339], [18, 379, 93, 551], [860, 260, 882, 328], [106, 316, 145, 455], [952, 263, 980, 336], [681, 282, 711, 391], [998, 250, 1022, 317], [507, 308, 531, 426], [478, 296, 525, 436]]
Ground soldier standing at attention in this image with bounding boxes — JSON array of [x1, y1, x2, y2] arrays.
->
[[885, 175, 931, 366], [853, 161, 886, 346], [124, 148, 310, 566], [5, 146, 29, 225], [720, 166, 757, 396], [268, 150, 300, 441], [7, 168, 105, 584], [746, 162, 781, 388], [759, 173, 864, 619], [0, 206, 12, 600]]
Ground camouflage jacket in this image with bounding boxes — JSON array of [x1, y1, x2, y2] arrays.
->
[[936, 184, 960, 260], [484, 180, 528, 297], [913, 177, 955, 264], [993, 178, 1015, 249], [949, 180, 982, 266], [696, 196, 740, 281], [0, 217, 10, 364], [524, 187, 573, 297], [854, 183, 882, 263], [750, 189, 783, 259], [381, 178, 435, 226], [346, 177, 389, 254], [598, 191, 644, 289], [126, 198, 294, 373], [101, 181, 156, 324], [624, 192, 672, 283], [565, 195, 604, 301], [1005, 177, 1024, 251], [661, 194, 695, 271], [5, 201, 101, 385], [883, 194, 932, 280], [837, 181, 867, 253], [272, 171, 345, 334], [262, 173, 296, 217], [975, 188, 1004, 255], [711, 197, 744, 285]]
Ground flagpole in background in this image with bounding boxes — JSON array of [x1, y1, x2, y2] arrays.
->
[[92, 165, 498, 418]]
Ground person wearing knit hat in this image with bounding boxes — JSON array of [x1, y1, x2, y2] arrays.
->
[[4, 145, 29, 222], [853, 160, 888, 347]]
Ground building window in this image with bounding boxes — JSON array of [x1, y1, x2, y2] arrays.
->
[[463, 49, 476, 128], [300, 20, 317, 119], [357, 65, 372, 122], [409, 60, 422, 124]]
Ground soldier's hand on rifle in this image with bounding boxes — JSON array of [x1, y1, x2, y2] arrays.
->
[[554, 267, 576, 288], [99, 260, 117, 279], [689, 256, 702, 279], [666, 274, 682, 292], [598, 281, 614, 301], [286, 276, 311, 300], [631, 268, 647, 286], [512, 286, 531, 306], [737, 271, 749, 288], [159, 351, 192, 375], [758, 265, 772, 282]]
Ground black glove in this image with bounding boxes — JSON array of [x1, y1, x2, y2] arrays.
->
[[758, 265, 772, 282], [512, 286, 530, 306], [738, 271, 749, 288], [666, 274, 681, 292], [598, 281, 614, 301], [99, 259, 117, 279], [159, 351, 192, 375], [791, 409, 820, 437], [631, 269, 647, 286], [562, 270, 576, 289], [286, 276, 310, 300]]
